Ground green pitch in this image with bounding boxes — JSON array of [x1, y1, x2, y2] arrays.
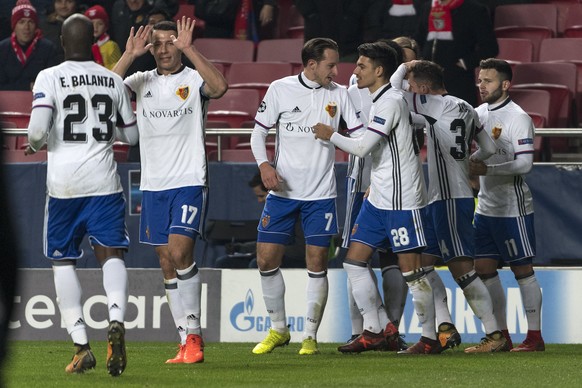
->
[[3, 341, 582, 387]]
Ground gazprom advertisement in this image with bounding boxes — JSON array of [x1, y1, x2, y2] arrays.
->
[[9, 268, 582, 344]]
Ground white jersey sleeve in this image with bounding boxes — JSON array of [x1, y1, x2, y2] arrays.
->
[[31, 61, 137, 198], [475, 99, 535, 217]]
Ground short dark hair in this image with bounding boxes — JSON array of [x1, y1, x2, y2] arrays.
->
[[152, 20, 177, 33], [357, 42, 398, 81], [479, 58, 513, 82], [248, 172, 267, 191], [147, 7, 171, 22], [410, 60, 445, 91], [301, 38, 339, 67], [377, 39, 404, 65]]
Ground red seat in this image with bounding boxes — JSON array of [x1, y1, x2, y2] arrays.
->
[[278, 2, 304, 39], [0, 91, 33, 128], [496, 38, 533, 64], [227, 62, 293, 99], [256, 39, 304, 67], [174, 4, 204, 38], [512, 62, 577, 128], [208, 148, 273, 162], [2, 149, 47, 163], [494, 4, 558, 36], [494, 27, 552, 62], [194, 38, 255, 77], [555, 2, 582, 37], [113, 143, 129, 163], [509, 89, 551, 160], [335, 62, 357, 87], [539, 38, 582, 126]]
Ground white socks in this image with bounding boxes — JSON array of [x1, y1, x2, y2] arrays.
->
[[102, 257, 128, 324], [344, 261, 382, 333], [165, 278, 188, 344], [457, 270, 498, 334], [403, 269, 436, 340], [423, 266, 452, 326], [482, 273, 508, 331], [304, 271, 328, 340], [260, 268, 287, 332], [53, 264, 87, 345], [517, 274, 542, 331], [176, 263, 202, 335]]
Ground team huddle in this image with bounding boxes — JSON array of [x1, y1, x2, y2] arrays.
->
[[26, 14, 543, 378]]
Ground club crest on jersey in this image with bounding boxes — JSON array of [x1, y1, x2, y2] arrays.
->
[[261, 215, 270, 228], [492, 125, 502, 140], [325, 102, 337, 118], [176, 86, 189, 100]]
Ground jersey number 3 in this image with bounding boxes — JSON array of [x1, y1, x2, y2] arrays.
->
[[63, 94, 113, 142]]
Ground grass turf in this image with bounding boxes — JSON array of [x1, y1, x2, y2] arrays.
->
[[3, 341, 582, 387]]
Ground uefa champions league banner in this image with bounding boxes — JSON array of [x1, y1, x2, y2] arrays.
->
[[9, 268, 582, 344], [220, 268, 582, 345]]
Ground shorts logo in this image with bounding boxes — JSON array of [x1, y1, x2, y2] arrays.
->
[[518, 138, 534, 145], [373, 116, 386, 125], [351, 224, 358, 236], [176, 86, 189, 100], [261, 215, 270, 228], [258, 101, 267, 113], [145, 226, 150, 240], [492, 125, 502, 140], [325, 102, 337, 118]]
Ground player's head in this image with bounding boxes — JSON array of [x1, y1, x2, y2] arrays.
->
[[393, 36, 420, 62], [61, 14, 94, 61], [408, 60, 445, 95], [478, 58, 512, 104], [354, 41, 398, 91], [377, 39, 404, 65], [84, 5, 109, 39], [302, 38, 339, 86], [150, 21, 181, 75], [248, 173, 268, 203], [11, 0, 38, 46]]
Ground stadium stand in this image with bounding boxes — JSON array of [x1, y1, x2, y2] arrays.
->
[[227, 62, 293, 99]]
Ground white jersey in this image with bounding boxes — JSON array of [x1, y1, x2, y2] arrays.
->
[[31, 60, 136, 198], [346, 84, 372, 191], [254, 73, 362, 200], [409, 93, 480, 203], [125, 66, 208, 191], [366, 85, 427, 210], [475, 98, 535, 217]]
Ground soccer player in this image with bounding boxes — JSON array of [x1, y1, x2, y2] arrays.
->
[[314, 42, 439, 355], [250, 37, 363, 356], [470, 58, 545, 352], [25, 14, 138, 376], [391, 60, 508, 353], [112, 18, 228, 363]]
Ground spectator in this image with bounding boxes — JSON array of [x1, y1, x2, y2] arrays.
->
[[0, 0, 57, 91], [414, 0, 498, 107], [214, 173, 305, 269], [380, 0, 424, 39], [39, 0, 82, 63], [294, 0, 384, 62], [109, 0, 152, 48], [85, 5, 121, 70]]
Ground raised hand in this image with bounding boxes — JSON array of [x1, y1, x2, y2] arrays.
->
[[172, 16, 195, 52], [125, 25, 153, 57]]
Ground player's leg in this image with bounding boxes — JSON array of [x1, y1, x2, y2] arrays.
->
[[338, 201, 389, 353], [164, 186, 208, 363], [389, 209, 440, 355], [298, 198, 337, 355], [89, 193, 130, 376], [45, 196, 96, 374], [377, 250, 407, 351], [507, 214, 543, 352], [252, 195, 295, 354], [139, 190, 188, 362]]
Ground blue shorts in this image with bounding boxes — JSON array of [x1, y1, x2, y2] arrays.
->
[[44, 193, 129, 260], [342, 183, 364, 249], [350, 200, 426, 253], [257, 195, 337, 247], [474, 213, 536, 263], [140, 186, 208, 245], [424, 198, 475, 262]]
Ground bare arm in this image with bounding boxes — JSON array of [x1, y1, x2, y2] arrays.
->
[[173, 17, 228, 99], [112, 25, 153, 78]]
